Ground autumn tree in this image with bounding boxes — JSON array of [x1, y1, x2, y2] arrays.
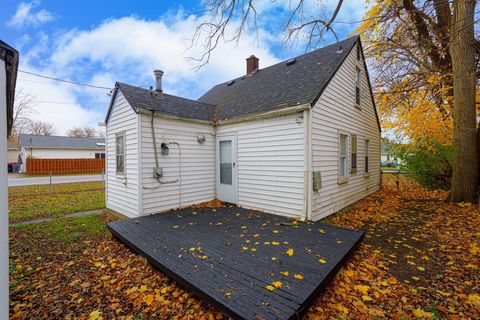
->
[[359, 0, 479, 201]]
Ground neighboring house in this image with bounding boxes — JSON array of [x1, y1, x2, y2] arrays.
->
[[104, 36, 381, 220], [7, 140, 19, 163], [19, 134, 105, 171], [381, 143, 401, 167]]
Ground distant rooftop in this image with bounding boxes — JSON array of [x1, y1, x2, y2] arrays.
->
[[19, 134, 105, 150]]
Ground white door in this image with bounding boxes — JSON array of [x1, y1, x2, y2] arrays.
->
[[216, 135, 237, 203]]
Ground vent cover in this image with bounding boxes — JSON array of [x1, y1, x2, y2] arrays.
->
[[226, 80, 235, 86], [286, 58, 297, 66]]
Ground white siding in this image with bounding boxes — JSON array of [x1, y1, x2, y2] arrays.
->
[[7, 150, 19, 163], [140, 115, 215, 215], [105, 92, 139, 217], [23, 148, 103, 159], [311, 42, 381, 220], [217, 114, 305, 218]]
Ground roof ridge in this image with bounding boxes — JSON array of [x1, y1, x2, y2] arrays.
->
[[117, 82, 217, 107], [207, 35, 359, 88], [20, 134, 104, 140]]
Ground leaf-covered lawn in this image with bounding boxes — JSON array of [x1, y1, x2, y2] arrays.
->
[[9, 190, 105, 223], [9, 177, 480, 319]]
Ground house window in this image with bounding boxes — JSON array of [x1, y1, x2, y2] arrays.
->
[[355, 67, 361, 106], [116, 133, 125, 174], [365, 139, 370, 175], [339, 133, 348, 181], [351, 135, 357, 173], [95, 153, 105, 159]]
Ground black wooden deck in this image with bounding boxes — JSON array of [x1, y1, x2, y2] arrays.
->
[[107, 206, 364, 320]]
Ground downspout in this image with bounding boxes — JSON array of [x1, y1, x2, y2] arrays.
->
[[307, 106, 313, 221], [303, 106, 313, 221]]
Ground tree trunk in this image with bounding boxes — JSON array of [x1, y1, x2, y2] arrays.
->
[[449, 0, 478, 203]]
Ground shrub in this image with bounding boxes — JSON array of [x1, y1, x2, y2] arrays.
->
[[393, 139, 453, 190]]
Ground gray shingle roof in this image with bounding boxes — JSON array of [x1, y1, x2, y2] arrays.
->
[[199, 36, 359, 120], [109, 36, 360, 122], [116, 83, 216, 121], [19, 134, 105, 150]]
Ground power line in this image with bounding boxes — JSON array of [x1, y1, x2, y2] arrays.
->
[[18, 69, 113, 90]]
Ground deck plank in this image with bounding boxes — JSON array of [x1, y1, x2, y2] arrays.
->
[[108, 206, 364, 320]]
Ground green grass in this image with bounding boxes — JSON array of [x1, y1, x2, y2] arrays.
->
[[9, 190, 105, 223], [9, 181, 103, 198], [12, 213, 109, 244]]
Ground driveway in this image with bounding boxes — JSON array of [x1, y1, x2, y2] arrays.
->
[[8, 174, 103, 186]]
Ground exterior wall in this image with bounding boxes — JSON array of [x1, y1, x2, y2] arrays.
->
[[140, 114, 215, 215], [105, 91, 139, 218], [217, 114, 305, 219], [7, 149, 19, 163], [311, 43, 381, 220], [22, 148, 103, 159]]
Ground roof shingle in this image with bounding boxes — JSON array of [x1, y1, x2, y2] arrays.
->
[[19, 134, 105, 150], [112, 36, 359, 122]]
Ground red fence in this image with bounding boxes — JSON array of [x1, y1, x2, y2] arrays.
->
[[26, 158, 105, 175]]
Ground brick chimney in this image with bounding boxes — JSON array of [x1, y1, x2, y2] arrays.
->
[[246, 55, 259, 75]]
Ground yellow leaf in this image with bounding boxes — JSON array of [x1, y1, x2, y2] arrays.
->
[[250, 248, 257, 252], [354, 285, 370, 295], [319, 259, 327, 264], [413, 309, 433, 319], [88, 310, 103, 320], [272, 281, 283, 288], [319, 229, 325, 234], [285, 248, 294, 256], [265, 285, 275, 291], [160, 287, 168, 294], [470, 244, 479, 255], [293, 274, 304, 280], [468, 294, 480, 306], [139, 285, 148, 293], [144, 294, 154, 306], [271, 257, 277, 261], [224, 291, 231, 298], [272, 241, 280, 246], [273, 230, 279, 234], [362, 295, 372, 301], [281, 271, 289, 277], [436, 290, 451, 297], [417, 266, 425, 271], [345, 270, 354, 277]]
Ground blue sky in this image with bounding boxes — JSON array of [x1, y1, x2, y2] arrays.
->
[[1, 1, 367, 134]]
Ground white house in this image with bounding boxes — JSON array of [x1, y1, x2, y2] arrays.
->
[[19, 134, 105, 170], [104, 36, 381, 220]]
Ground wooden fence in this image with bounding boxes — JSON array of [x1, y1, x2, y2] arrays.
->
[[26, 158, 105, 175]]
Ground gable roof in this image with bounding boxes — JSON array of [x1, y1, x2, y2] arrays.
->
[[19, 134, 105, 150], [199, 36, 359, 120], [106, 36, 372, 124]]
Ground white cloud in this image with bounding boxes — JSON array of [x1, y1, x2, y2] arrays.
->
[[7, 1, 55, 29]]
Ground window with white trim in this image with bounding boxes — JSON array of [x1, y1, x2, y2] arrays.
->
[[116, 133, 125, 174], [364, 139, 370, 174], [355, 67, 361, 106], [339, 133, 348, 180]]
